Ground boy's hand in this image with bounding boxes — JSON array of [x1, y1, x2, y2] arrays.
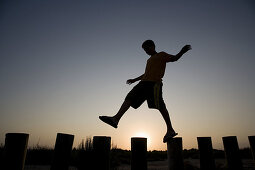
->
[[181, 45, 192, 53], [126, 79, 135, 85]]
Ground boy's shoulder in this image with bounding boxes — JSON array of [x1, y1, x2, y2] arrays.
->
[[156, 51, 171, 59], [159, 51, 169, 55], [150, 52, 170, 60], [156, 51, 172, 62], [156, 51, 169, 56]]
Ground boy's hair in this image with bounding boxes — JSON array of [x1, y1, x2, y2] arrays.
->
[[142, 40, 155, 49]]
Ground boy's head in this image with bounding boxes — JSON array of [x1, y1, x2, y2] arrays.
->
[[142, 40, 156, 55]]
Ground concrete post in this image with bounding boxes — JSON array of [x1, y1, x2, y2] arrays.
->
[[197, 137, 215, 170], [222, 136, 243, 170], [93, 136, 111, 170], [50, 133, 74, 170], [248, 136, 255, 161], [167, 137, 184, 170], [3, 133, 29, 170], [131, 137, 147, 170]]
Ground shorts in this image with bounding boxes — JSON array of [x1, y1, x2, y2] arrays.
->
[[125, 81, 166, 110]]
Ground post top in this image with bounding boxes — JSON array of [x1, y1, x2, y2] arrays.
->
[[93, 136, 111, 139], [131, 137, 147, 142], [6, 133, 29, 136]]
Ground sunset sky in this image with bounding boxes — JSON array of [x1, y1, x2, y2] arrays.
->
[[1, 0, 255, 150]]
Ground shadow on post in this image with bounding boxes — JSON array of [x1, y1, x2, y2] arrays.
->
[[3, 133, 29, 170], [222, 136, 243, 170], [248, 136, 255, 161], [197, 137, 215, 170], [93, 136, 111, 170], [167, 137, 184, 170], [50, 133, 74, 170], [131, 137, 147, 170]]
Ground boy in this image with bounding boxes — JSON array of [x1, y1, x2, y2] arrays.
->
[[99, 40, 191, 143]]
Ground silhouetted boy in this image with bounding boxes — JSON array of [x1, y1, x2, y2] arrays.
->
[[100, 40, 191, 143]]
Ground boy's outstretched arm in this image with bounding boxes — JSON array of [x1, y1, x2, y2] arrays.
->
[[126, 74, 144, 85], [166, 45, 192, 62]]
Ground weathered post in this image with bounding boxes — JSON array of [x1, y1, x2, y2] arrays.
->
[[197, 137, 215, 170], [222, 136, 243, 170], [50, 133, 74, 170], [3, 133, 29, 170], [93, 136, 111, 170], [131, 137, 147, 170], [167, 137, 184, 170], [248, 136, 255, 160]]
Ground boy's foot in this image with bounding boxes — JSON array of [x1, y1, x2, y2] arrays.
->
[[99, 116, 118, 128], [163, 132, 178, 143]]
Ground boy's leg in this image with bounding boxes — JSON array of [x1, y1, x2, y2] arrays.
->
[[159, 107, 177, 142], [112, 99, 131, 124], [99, 100, 131, 128], [100, 81, 144, 128]]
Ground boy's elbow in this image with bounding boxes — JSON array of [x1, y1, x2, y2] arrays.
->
[[166, 55, 180, 62], [169, 57, 178, 62], [173, 58, 179, 62], [172, 55, 182, 62]]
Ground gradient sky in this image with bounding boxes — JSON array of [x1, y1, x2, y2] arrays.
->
[[1, 0, 255, 150]]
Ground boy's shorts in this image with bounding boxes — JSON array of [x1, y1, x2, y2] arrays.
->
[[125, 81, 166, 110]]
